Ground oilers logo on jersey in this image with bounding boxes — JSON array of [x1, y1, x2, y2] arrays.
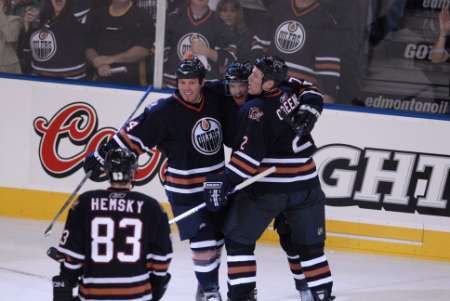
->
[[191, 117, 222, 155], [177, 32, 210, 60], [274, 20, 306, 54], [30, 30, 57, 62]]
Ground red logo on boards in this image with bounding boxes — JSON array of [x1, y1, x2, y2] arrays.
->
[[33, 102, 164, 185]]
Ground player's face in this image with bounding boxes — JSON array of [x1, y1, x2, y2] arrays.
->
[[219, 3, 238, 27], [248, 67, 264, 95], [178, 78, 203, 103], [228, 81, 248, 106]]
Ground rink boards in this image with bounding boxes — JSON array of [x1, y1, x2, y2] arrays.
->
[[0, 76, 449, 262]]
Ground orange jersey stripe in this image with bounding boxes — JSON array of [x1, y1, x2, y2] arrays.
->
[[165, 175, 206, 185], [147, 262, 170, 270], [231, 156, 257, 174], [273, 161, 316, 174], [80, 283, 151, 296]]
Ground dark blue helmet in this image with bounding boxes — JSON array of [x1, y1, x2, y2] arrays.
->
[[224, 62, 252, 82], [254, 56, 288, 83], [104, 148, 138, 183], [176, 57, 206, 80]]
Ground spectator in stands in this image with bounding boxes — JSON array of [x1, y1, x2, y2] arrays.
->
[[0, 0, 22, 73], [18, 0, 88, 79], [216, 0, 252, 61], [85, 0, 154, 86], [163, 0, 236, 87], [431, 4, 450, 64], [252, 0, 341, 103]]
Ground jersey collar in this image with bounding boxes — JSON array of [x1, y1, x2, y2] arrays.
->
[[174, 91, 205, 112], [187, 6, 212, 26], [291, 0, 320, 17]]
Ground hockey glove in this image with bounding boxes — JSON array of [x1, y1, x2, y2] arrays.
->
[[291, 104, 321, 137], [203, 173, 232, 212], [52, 275, 74, 301], [83, 143, 108, 182], [150, 273, 171, 301]]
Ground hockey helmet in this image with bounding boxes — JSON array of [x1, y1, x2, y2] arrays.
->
[[176, 57, 206, 80], [104, 148, 138, 183], [224, 61, 252, 82], [254, 56, 288, 83]]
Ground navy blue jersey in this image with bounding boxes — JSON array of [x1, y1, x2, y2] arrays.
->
[[57, 188, 172, 301], [163, 6, 237, 86], [27, 15, 88, 79], [114, 89, 226, 206], [252, 1, 341, 97], [225, 86, 324, 193]]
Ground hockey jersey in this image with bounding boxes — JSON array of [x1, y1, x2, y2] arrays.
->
[[225, 85, 323, 193], [252, 0, 341, 97], [112, 90, 226, 205], [57, 188, 172, 301], [27, 15, 88, 79], [164, 6, 237, 86]]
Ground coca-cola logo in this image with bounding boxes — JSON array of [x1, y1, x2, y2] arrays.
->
[[33, 102, 164, 185]]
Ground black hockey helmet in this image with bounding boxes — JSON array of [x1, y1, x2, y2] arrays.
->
[[104, 148, 138, 183], [176, 57, 206, 81], [224, 61, 252, 82], [254, 56, 288, 83]]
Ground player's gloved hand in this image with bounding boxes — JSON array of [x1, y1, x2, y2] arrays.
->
[[203, 173, 233, 212], [291, 104, 321, 137], [52, 275, 74, 301], [151, 273, 171, 301], [83, 143, 108, 182]]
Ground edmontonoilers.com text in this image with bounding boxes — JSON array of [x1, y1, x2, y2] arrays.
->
[[315, 144, 450, 217], [364, 96, 449, 114]]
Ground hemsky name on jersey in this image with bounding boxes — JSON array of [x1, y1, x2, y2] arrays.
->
[[91, 196, 145, 214]]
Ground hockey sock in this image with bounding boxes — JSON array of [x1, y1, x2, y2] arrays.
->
[[190, 238, 223, 292], [225, 239, 257, 301], [298, 243, 333, 296]]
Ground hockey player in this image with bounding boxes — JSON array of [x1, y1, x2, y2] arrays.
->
[[203, 56, 334, 301], [251, 0, 341, 103], [51, 148, 172, 301], [84, 58, 227, 301]]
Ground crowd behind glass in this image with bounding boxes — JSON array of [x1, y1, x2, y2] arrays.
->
[[1, 0, 449, 113]]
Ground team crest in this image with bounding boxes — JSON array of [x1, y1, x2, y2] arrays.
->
[[191, 117, 222, 155], [30, 29, 57, 62], [248, 107, 264, 122], [177, 32, 210, 60], [274, 20, 306, 54]]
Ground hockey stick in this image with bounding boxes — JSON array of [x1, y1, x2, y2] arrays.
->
[[44, 170, 92, 236], [169, 166, 276, 224], [44, 85, 154, 236]]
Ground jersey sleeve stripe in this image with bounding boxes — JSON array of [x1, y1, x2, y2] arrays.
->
[[119, 129, 145, 155], [230, 156, 257, 174], [234, 151, 260, 166], [56, 245, 85, 260], [167, 162, 225, 175], [227, 164, 251, 179], [146, 253, 173, 261], [314, 63, 341, 71], [63, 261, 83, 270]]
